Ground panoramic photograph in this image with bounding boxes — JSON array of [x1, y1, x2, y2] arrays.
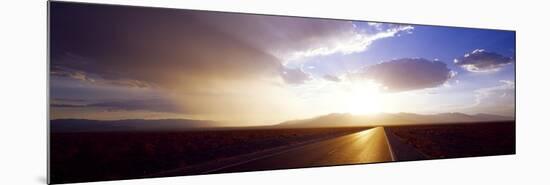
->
[[49, 2, 515, 184]]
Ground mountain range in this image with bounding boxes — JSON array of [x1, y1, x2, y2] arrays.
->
[[50, 112, 513, 132], [277, 112, 513, 128]]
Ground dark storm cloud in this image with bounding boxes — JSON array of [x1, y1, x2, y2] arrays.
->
[[51, 98, 185, 113], [454, 49, 513, 72], [51, 3, 281, 89], [50, 66, 95, 83], [49, 3, 417, 120], [323, 74, 341, 82], [50, 3, 375, 88], [363, 58, 454, 92], [51, 66, 151, 88]]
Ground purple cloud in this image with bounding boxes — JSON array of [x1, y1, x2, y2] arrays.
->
[[363, 58, 454, 92], [454, 49, 513, 72]]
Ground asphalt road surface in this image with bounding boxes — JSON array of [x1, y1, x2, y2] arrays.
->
[[212, 127, 394, 173]]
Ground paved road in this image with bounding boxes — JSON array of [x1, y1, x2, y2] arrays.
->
[[212, 127, 394, 173]]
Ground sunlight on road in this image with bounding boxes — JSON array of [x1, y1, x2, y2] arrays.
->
[[215, 127, 394, 173], [351, 127, 393, 162], [353, 128, 377, 138]]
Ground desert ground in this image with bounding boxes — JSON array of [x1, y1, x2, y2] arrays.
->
[[50, 121, 514, 184]]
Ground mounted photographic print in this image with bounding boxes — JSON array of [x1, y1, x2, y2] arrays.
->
[[48, 1, 515, 184]]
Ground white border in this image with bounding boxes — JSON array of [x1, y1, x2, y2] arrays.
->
[[2, 0, 550, 184]]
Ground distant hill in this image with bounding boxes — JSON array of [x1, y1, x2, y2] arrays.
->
[[50, 119, 221, 133], [277, 112, 514, 128], [51, 112, 514, 132]]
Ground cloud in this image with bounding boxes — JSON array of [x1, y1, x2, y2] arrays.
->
[[51, 4, 414, 88], [474, 80, 515, 106], [362, 58, 454, 92], [49, 3, 415, 122], [285, 24, 414, 62], [51, 98, 186, 113], [323, 74, 341, 82], [367, 22, 383, 29], [462, 80, 515, 116], [454, 49, 513, 72], [280, 67, 312, 84], [51, 66, 95, 83], [51, 4, 283, 90], [197, 12, 413, 64], [51, 66, 151, 88]]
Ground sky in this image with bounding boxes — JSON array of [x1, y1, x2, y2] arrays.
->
[[49, 2, 515, 125]]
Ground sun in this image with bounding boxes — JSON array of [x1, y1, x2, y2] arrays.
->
[[345, 81, 383, 115]]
